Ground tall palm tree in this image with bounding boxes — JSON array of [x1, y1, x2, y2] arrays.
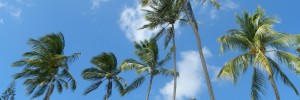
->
[[12, 33, 80, 100], [82, 52, 126, 100], [139, 1, 182, 99], [217, 7, 300, 100], [120, 38, 176, 100], [140, 0, 220, 99], [0, 81, 16, 100]]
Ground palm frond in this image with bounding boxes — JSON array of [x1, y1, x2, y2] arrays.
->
[[184, 1, 198, 31], [0, 81, 16, 100], [158, 68, 178, 77], [113, 78, 125, 96], [267, 57, 299, 95], [254, 50, 273, 76], [251, 68, 266, 100], [218, 30, 252, 54], [199, 0, 221, 9], [120, 59, 147, 71], [218, 53, 252, 84], [123, 76, 145, 94], [272, 50, 300, 73], [83, 81, 103, 95]]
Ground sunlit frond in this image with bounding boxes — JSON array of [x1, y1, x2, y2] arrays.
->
[[218, 53, 252, 84]]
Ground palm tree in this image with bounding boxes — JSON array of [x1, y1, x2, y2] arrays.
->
[[82, 52, 126, 100], [0, 81, 16, 100], [12, 33, 80, 100], [140, 0, 220, 99], [120, 38, 176, 100], [217, 7, 300, 100], [139, 1, 182, 99]]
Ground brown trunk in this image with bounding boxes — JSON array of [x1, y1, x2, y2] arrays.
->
[[44, 76, 55, 100]]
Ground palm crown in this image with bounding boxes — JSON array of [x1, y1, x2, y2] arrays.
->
[[12, 33, 79, 100], [120, 38, 176, 100], [217, 7, 300, 100], [82, 52, 126, 100]]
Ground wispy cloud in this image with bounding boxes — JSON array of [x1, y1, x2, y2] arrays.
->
[[222, 0, 239, 10], [198, 0, 239, 20], [159, 47, 219, 100], [91, 0, 108, 10], [10, 8, 22, 19], [0, 0, 33, 22]]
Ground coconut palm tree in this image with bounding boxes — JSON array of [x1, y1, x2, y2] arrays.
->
[[217, 7, 300, 100], [139, 0, 182, 99], [0, 81, 16, 100], [140, 0, 220, 99], [82, 52, 126, 100], [120, 38, 176, 100], [12, 33, 80, 100]]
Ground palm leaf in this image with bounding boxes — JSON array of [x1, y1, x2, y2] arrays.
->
[[123, 76, 145, 94], [267, 57, 299, 95], [251, 68, 266, 100], [83, 81, 103, 95]]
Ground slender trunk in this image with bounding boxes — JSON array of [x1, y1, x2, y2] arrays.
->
[[146, 75, 154, 100], [171, 24, 178, 100], [180, 1, 215, 100], [44, 76, 55, 100], [269, 76, 280, 100], [106, 80, 111, 100]]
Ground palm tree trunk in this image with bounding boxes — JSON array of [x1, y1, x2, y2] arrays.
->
[[146, 75, 154, 100], [269, 76, 280, 100], [106, 80, 111, 100], [180, 1, 215, 100], [44, 76, 55, 100], [171, 24, 178, 100]]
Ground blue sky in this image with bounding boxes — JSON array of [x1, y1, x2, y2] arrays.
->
[[0, 0, 300, 100]]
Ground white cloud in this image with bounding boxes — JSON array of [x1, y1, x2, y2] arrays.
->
[[119, 1, 181, 42], [91, 0, 108, 10], [160, 47, 216, 100], [203, 47, 213, 58], [119, 3, 160, 42], [160, 51, 203, 100]]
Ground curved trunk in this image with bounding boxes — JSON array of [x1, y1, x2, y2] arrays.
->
[[269, 76, 280, 100], [146, 75, 154, 100], [171, 24, 178, 100], [180, 1, 215, 100], [44, 76, 55, 100]]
